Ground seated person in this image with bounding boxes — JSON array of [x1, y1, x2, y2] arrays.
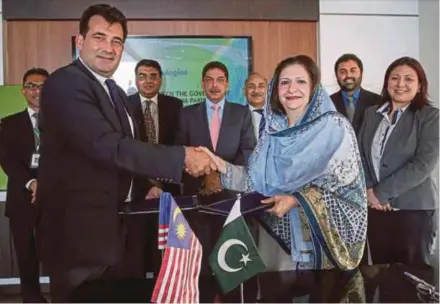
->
[[198, 55, 368, 271]]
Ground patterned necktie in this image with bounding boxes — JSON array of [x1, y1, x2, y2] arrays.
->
[[105, 79, 132, 137], [210, 104, 220, 151], [254, 108, 265, 139], [346, 95, 356, 123], [32, 112, 40, 149], [144, 100, 157, 143]]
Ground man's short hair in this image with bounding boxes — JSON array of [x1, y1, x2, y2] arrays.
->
[[202, 61, 229, 80], [79, 4, 128, 41], [334, 53, 364, 74], [135, 59, 163, 76], [22, 68, 49, 85]]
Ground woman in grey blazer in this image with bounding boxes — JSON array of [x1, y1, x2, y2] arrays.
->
[[358, 57, 439, 266]]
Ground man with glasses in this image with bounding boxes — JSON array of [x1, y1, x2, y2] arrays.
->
[[0, 68, 49, 302], [127, 59, 183, 281], [128, 59, 183, 199]]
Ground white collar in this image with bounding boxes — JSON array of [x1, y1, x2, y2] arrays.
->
[[79, 57, 111, 86], [139, 93, 158, 105], [27, 107, 37, 119]]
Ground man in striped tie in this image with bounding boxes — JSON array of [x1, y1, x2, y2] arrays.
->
[[245, 72, 268, 140]]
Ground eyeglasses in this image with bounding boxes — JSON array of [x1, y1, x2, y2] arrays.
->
[[136, 73, 160, 81], [24, 83, 44, 91]]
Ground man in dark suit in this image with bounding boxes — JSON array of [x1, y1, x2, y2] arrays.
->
[[0, 68, 49, 303], [175, 61, 256, 302], [175, 61, 256, 195], [127, 59, 183, 280], [330, 53, 382, 133], [35, 4, 214, 302], [128, 59, 183, 198]]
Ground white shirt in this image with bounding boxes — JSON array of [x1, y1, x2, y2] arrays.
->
[[139, 93, 159, 141], [249, 104, 263, 140], [25, 107, 39, 190], [79, 57, 134, 202], [371, 102, 409, 182]]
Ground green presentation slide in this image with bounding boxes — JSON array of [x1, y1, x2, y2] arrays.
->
[[0, 85, 27, 191]]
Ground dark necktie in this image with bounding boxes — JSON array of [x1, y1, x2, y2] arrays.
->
[[144, 100, 157, 143], [254, 108, 265, 139], [346, 95, 356, 123], [105, 79, 132, 137], [32, 112, 40, 149]]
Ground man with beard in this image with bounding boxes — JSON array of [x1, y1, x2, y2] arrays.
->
[[0, 68, 49, 302], [330, 53, 382, 133], [245, 72, 268, 140]]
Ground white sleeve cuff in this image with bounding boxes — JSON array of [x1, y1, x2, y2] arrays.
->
[[25, 179, 37, 190]]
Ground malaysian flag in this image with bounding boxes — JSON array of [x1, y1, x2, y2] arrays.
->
[[151, 193, 203, 303]]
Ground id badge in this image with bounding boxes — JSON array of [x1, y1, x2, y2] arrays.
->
[[30, 153, 40, 169]]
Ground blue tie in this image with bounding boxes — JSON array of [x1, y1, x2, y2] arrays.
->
[[254, 108, 265, 139], [105, 79, 132, 137]]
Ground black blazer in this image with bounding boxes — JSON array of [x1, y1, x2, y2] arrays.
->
[[358, 104, 439, 210], [127, 92, 183, 196], [36, 59, 185, 270], [0, 110, 37, 222], [175, 100, 256, 195], [330, 88, 382, 134]]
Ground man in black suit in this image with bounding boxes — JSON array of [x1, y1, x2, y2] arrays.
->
[[330, 53, 382, 133], [175, 61, 256, 302], [0, 68, 49, 303], [128, 59, 183, 198], [127, 59, 183, 280], [35, 4, 214, 302], [175, 61, 256, 195]]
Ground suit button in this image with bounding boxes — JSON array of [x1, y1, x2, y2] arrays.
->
[[382, 164, 388, 168]]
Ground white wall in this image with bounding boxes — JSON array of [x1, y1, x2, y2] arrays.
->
[[419, 0, 439, 107], [319, 0, 420, 95]]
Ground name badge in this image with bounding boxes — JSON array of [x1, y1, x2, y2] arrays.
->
[[30, 153, 40, 169]]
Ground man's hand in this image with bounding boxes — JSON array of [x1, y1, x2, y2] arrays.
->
[[184, 146, 217, 177], [145, 186, 163, 199], [195, 146, 227, 174], [29, 180, 37, 204], [199, 171, 223, 196], [367, 188, 391, 211], [261, 195, 299, 218]]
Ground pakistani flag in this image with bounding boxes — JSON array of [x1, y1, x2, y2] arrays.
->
[[209, 196, 266, 294]]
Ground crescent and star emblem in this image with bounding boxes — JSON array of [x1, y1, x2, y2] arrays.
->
[[172, 206, 182, 222], [217, 239, 252, 273]]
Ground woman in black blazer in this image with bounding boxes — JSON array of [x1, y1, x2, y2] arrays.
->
[[358, 57, 439, 267]]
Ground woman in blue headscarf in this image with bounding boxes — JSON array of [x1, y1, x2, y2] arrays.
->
[[199, 55, 367, 270]]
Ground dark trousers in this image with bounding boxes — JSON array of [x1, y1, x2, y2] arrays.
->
[[367, 209, 436, 267], [10, 217, 46, 303], [48, 216, 151, 302]]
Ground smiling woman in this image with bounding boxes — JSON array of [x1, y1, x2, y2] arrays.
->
[[358, 56, 439, 267], [199, 55, 368, 271]]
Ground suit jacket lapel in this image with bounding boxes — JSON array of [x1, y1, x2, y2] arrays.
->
[[197, 101, 213, 151], [19, 110, 36, 151], [158, 94, 167, 144], [73, 60, 124, 134], [364, 110, 383, 175], [381, 110, 412, 164], [121, 91, 138, 139], [333, 91, 347, 116], [216, 101, 231, 155]]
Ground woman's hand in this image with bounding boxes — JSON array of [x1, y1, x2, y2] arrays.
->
[[194, 146, 227, 174], [261, 195, 299, 218]]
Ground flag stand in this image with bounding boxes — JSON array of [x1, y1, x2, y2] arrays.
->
[[240, 283, 244, 303]]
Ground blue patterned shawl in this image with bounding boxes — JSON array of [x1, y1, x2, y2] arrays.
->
[[248, 83, 367, 270]]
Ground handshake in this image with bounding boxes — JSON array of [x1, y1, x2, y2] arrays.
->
[[184, 146, 227, 195]]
